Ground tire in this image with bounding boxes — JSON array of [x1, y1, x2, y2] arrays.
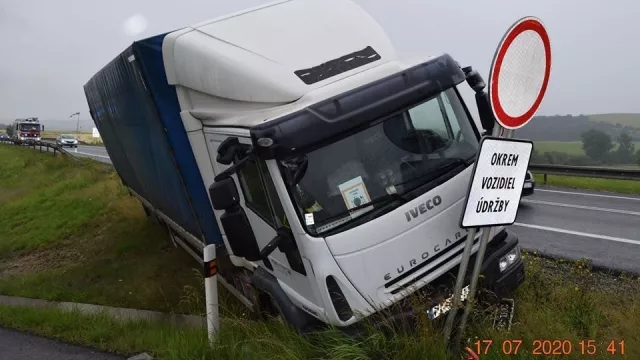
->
[[251, 267, 320, 334]]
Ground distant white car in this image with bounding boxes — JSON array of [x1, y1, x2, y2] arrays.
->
[[56, 134, 78, 148]]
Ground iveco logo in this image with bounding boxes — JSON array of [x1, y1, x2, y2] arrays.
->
[[384, 232, 463, 282], [404, 195, 442, 222]]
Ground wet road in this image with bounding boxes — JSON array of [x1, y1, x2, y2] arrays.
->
[[514, 187, 640, 274], [59, 144, 112, 164], [0, 327, 123, 360]]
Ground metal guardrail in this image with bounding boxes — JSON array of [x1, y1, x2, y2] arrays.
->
[[529, 163, 640, 183], [3, 137, 637, 182], [0, 137, 72, 158]]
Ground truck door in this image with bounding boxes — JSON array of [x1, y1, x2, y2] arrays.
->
[[207, 134, 317, 302]]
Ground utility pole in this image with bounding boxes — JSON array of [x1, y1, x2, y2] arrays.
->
[[70, 112, 80, 135]]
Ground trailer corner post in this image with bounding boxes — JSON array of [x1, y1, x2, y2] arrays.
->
[[203, 244, 219, 345]]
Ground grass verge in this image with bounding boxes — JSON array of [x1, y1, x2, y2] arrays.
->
[[0, 145, 211, 315], [532, 173, 640, 195], [0, 254, 637, 360]]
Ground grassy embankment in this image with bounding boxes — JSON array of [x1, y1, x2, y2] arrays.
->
[[41, 130, 103, 145], [0, 144, 638, 359]]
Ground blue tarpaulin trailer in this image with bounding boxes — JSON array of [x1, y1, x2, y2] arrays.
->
[[83, 34, 222, 249]]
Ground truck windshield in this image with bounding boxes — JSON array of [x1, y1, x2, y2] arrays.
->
[[282, 88, 479, 236], [19, 124, 40, 131]]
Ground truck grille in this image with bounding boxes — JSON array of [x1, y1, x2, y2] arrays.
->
[[384, 234, 478, 292]]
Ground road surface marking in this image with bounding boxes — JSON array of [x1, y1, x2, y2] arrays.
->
[[537, 188, 640, 201], [74, 151, 110, 159], [513, 222, 640, 246], [521, 199, 640, 217]]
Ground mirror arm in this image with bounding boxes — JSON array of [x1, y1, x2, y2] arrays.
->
[[259, 227, 294, 260], [213, 150, 255, 182], [260, 235, 284, 260]]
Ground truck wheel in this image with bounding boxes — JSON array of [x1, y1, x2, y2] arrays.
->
[[251, 267, 320, 334]]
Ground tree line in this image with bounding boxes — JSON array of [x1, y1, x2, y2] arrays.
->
[[531, 129, 640, 166], [519, 114, 640, 142]]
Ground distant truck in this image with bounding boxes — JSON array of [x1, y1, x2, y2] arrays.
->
[[84, 0, 525, 332], [12, 117, 43, 143]]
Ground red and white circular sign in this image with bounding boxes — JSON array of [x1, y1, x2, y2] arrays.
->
[[489, 16, 552, 130]]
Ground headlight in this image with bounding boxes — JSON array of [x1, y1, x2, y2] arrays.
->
[[499, 246, 521, 272]]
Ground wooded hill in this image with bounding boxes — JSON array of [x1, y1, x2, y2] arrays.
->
[[518, 113, 640, 142]]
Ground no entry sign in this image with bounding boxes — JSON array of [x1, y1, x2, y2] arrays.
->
[[489, 17, 552, 130], [460, 137, 533, 228]]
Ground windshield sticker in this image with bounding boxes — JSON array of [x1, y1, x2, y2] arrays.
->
[[338, 176, 372, 210], [304, 213, 315, 226]]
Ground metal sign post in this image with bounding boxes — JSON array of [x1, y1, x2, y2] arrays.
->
[[444, 16, 552, 352]]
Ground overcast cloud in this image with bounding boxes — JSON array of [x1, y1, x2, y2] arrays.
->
[[1, 0, 638, 127]]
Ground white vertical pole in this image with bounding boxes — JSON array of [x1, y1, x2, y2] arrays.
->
[[204, 244, 219, 345]]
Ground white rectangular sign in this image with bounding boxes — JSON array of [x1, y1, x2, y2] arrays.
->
[[92, 127, 100, 138], [460, 137, 533, 228]]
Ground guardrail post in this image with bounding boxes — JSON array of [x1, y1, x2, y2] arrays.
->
[[543, 173, 547, 185]]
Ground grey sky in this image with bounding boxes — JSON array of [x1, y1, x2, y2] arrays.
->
[[1, 0, 638, 128]]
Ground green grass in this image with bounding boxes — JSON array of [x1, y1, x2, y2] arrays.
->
[[532, 174, 640, 195], [534, 141, 640, 158], [0, 145, 210, 314], [0, 254, 638, 359], [589, 113, 640, 128]]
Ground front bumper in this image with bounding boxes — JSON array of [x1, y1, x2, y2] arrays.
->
[[353, 229, 525, 330]]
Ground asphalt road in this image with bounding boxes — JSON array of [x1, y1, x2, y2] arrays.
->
[[0, 327, 123, 360], [514, 187, 640, 274], [58, 144, 112, 164]]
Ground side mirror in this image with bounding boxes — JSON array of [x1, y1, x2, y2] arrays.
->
[[463, 66, 495, 135], [208, 177, 239, 210], [475, 91, 495, 135]]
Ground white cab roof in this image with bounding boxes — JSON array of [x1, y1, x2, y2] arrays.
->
[[162, 0, 397, 106]]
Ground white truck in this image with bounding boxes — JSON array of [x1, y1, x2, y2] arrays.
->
[[84, 0, 525, 332]]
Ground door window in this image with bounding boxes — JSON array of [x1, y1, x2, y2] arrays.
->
[[237, 159, 287, 228]]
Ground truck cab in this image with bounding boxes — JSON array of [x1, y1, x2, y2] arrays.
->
[[12, 117, 42, 143], [160, 0, 525, 329]]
